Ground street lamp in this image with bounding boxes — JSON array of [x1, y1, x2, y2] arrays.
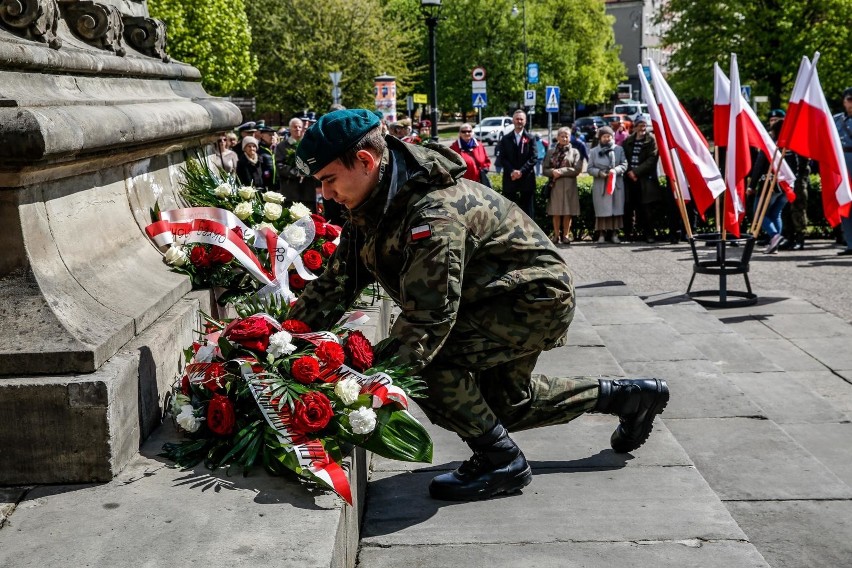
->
[[511, 2, 527, 91], [420, 0, 442, 142]]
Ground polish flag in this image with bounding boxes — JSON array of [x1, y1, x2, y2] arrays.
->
[[723, 54, 750, 237], [637, 63, 690, 201], [713, 63, 730, 147], [714, 64, 797, 202], [777, 56, 812, 150], [650, 60, 726, 217], [779, 54, 852, 227], [605, 171, 616, 195]]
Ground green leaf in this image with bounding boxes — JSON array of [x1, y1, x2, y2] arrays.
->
[[339, 408, 432, 463]]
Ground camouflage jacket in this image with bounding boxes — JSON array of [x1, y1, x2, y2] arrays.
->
[[288, 136, 574, 373]]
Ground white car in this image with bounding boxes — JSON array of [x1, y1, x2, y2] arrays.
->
[[472, 116, 513, 146]]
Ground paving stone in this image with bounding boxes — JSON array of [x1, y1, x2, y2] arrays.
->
[[595, 323, 705, 363], [361, 466, 746, 547], [653, 304, 737, 335], [756, 312, 852, 339], [796, 370, 852, 416], [667, 417, 852, 500], [783, 423, 852, 487], [746, 338, 828, 372], [0, 487, 28, 528], [705, 296, 823, 317], [788, 336, 852, 371], [564, 321, 604, 347], [621, 361, 764, 419], [574, 281, 634, 297], [681, 333, 781, 373], [726, 500, 852, 568], [535, 345, 624, 377], [577, 296, 663, 326], [724, 372, 848, 424], [716, 316, 781, 339], [358, 540, 770, 568]]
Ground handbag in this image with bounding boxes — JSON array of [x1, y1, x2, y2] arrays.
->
[[479, 169, 493, 188]]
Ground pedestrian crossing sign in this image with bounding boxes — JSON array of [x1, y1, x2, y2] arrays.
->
[[545, 86, 560, 112], [472, 93, 487, 108]]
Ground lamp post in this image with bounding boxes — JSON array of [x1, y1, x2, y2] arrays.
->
[[511, 2, 527, 91], [420, 0, 442, 142]]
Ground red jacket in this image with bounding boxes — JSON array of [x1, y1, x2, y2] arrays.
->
[[449, 139, 491, 182]]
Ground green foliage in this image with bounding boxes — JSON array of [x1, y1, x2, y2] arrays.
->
[[657, 0, 852, 112], [148, 0, 258, 95], [245, 0, 418, 115]]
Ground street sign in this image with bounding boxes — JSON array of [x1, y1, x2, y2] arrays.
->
[[642, 65, 651, 82], [527, 63, 539, 84], [754, 95, 769, 103], [741, 85, 751, 102], [524, 89, 536, 107], [545, 86, 560, 112], [472, 93, 487, 108], [413, 93, 428, 104], [406, 95, 414, 111], [471, 80, 487, 93], [472, 67, 486, 81]]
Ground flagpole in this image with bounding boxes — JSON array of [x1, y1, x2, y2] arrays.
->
[[714, 147, 722, 233], [669, 148, 694, 240], [751, 147, 784, 236]]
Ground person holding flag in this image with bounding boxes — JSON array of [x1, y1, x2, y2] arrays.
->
[[587, 126, 628, 243]]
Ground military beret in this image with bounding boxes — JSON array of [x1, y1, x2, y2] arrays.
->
[[769, 109, 786, 119], [237, 121, 257, 132], [255, 119, 266, 128], [295, 109, 380, 176], [843, 87, 852, 99]]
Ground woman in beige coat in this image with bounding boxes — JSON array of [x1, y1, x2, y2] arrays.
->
[[542, 127, 583, 244]]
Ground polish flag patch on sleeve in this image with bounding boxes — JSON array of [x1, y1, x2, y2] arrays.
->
[[410, 224, 432, 241]]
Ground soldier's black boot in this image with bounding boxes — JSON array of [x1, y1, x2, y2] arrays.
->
[[429, 422, 532, 501], [594, 379, 670, 453]]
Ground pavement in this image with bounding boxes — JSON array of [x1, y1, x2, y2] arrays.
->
[[3, 238, 852, 567]]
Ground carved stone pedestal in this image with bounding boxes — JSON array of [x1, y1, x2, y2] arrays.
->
[[0, 0, 240, 483]]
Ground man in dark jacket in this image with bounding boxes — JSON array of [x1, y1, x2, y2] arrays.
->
[[496, 109, 538, 218], [621, 117, 663, 242], [275, 116, 320, 211], [290, 109, 669, 502]]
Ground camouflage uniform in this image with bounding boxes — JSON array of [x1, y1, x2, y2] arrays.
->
[[290, 136, 599, 439]]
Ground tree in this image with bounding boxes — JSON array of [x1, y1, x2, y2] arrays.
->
[[244, 0, 418, 116], [148, 0, 258, 96], [658, 0, 852, 111]]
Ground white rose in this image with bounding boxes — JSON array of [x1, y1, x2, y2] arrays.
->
[[254, 222, 278, 234], [238, 186, 257, 200], [263, 202, 283, 221], [176, 404, 202, 433], [289, 202, 312, 219], [263, 191, 285, 204], [234, 201, 253, 220], [349, 406, 377, 435], [267, 330, 296, 358], [171, 393, 191, 416], [164, 245, 188, 266], [334, 377, 361, 406], [214, 183, 232, 198], [283, 224, 307, 247]]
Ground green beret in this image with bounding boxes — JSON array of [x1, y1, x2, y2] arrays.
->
[[296, 109, 380, 176]]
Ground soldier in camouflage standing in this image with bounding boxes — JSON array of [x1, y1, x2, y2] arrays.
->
[[289, 109, 670, 501]]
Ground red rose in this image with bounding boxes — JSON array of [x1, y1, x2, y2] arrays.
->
[[291, 391, 333, 433], [303, 249, 323, 271], [344, 330, 374, 371], [316, 341, 345, 369], [310, 213, 326, 223], [291, 356, 320, 384], [189, 245, 210, 268], [313, 220, 327, 237], [282, 319, 311, 334], [223, 315, 275, 352], [206, 394, 236, 436], [289, 273, 306, 290], [209, 246, 234, 264], [321, 242, 337, 258], [202, 361, 228, 391], [180, 374, 191, 395], [324, 224, 341, 239], [232, 226, 244, 240]]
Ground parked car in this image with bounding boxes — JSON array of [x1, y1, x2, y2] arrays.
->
[[573, 116, 606, 141], [602, 113, 633, 133], [473, 116, 513, 146], [612, 101, 649, 121]]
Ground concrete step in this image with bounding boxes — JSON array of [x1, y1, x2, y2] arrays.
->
[[359, 281, 772, 567]]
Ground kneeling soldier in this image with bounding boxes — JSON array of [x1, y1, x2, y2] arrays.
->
[[289, 109, 669, 501]]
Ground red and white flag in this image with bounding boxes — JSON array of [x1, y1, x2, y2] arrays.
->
[[637, 63, 685, 199], [650, 60, 726, 217], [605, 171, 616, 195], [723, 54, 751, 237], [713, 63, 731, 147], [777, 56, 812, 150], [779, 53, 852, 227]]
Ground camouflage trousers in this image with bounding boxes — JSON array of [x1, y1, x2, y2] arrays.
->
[[416, 288, 600, 439]]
